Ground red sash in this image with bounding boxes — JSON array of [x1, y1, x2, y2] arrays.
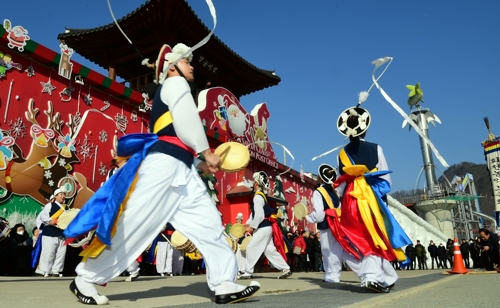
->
[[158, 135, 197, 157], [265, 216, 287, 262]]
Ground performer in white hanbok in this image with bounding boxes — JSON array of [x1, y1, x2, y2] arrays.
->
[[156, 223, 184, 276], [38, 188, 67, 277], [333, 105, 410, 293], [234, 213, 247, 274], [305, 164, 362, 283], [66, 43, 260, 305], [239, 172, 292, 280]]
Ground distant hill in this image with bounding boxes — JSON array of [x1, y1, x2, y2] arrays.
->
[[392, 161, 495, 217]]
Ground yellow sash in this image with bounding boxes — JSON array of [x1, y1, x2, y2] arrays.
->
[[317, 186, 341, 220], [317, 187, 334, 209], [80, 174, 140, 261], [255, 191, 267, 202], [339, 148, 406, 261], [153, 111, 173, 134], [339, 148, 389, 250], [51, 204, 67, 220]]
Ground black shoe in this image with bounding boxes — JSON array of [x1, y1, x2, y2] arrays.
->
[[238, 274, 253, 280], [388, 283, 395, 289], [365, 281, 390, 293], [69, 279, 109, 305], [215, 282, 260, 304]]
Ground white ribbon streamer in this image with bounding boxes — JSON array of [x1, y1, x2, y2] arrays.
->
[[71, 109, 115, 142], [311, 144, 344, 161], [371, 57, 449, 168], [160, 0, 217, 83], [246, 141, 295, 176]]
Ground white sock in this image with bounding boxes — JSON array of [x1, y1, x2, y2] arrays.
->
[[75, 276, 98, 297], [215, 281, 246, 295]]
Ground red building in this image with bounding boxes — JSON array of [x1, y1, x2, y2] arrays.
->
[[0, 0, 318, 233]]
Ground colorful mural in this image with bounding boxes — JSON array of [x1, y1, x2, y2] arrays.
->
[[0, 21, 318, 234]]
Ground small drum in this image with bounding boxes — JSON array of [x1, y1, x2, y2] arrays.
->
[[57, 208, 80, 230], [0, 220, 11, 242], [215, 142, 250, 172], [170, 231, 197, 253], [229, 223, 245, 239], [226, 237, 238, 254], [292, 203, 308, 221], [239, 235, 252, 252]]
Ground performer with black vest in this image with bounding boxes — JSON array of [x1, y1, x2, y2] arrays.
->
[[334, 105, 411, 293], [239, 172, 292, 280], [67, 42, 259, 305], [156, 222, 184, 276], [38, 188, 67, 277], [305, 164, 362, 283]]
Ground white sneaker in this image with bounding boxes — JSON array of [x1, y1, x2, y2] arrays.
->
[[160, 273, 165, 277], [125, 272, 139, 282], [44, 273, 50, 277]]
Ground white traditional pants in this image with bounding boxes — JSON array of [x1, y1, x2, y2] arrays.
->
[[360, 255, 398, 287], [172, 248, 184, 275], [319, 229, 361, 282], [127, 260, 140, 275], [75, 153, 239, 292], [156, 241, 173, 274], [243, 226, 289, 275], [39, 235, 67, 274], [236, 246, 246, 272]]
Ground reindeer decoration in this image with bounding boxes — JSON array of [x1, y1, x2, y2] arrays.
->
[[252, 114, 267, 150], [58, 43, 74, 79], [0, 99, 96, 208], [0, 99, 60, 203]]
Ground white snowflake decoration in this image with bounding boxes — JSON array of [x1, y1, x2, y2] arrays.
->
[[99, 130, 108, 143], [99, 162, 107, 176], [44, 170, 52, 179], [76, 134, 96, 162], [227, 184, 232, 192], [48, 180, 54, 187], [58, 158, 67, 167], [8, 118, 27, 139]]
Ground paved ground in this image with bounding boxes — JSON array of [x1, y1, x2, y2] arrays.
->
[[1, 269, 498, 307]]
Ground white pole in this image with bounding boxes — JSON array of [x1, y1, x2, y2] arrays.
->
[[4, 79, 14, 123], [92, 145, 98, 184]]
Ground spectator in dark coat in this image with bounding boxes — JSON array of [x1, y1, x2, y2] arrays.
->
[[405, 244, 416, 270], [313, 232, 323, 272], [469, 238, 479, 268], [414, 240, 425, 270], [306, 233, 316, 272], [446, 238, 454, 267], [286, 232, 295, 271], [460, 239, 470, 268], [478, 228, 499, 271], [9, 223, 33, 276], [427, 240, 439, 269], [436, 242, 448, 269]]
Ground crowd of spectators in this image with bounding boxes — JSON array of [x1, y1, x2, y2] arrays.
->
[[2, 214, 498, 276], [399, 234, 497, 271]]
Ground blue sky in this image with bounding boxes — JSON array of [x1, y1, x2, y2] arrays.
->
[[5, 0, 500, 192]]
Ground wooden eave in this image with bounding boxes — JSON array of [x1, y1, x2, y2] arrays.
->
[[57, 0, 280, 97]]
